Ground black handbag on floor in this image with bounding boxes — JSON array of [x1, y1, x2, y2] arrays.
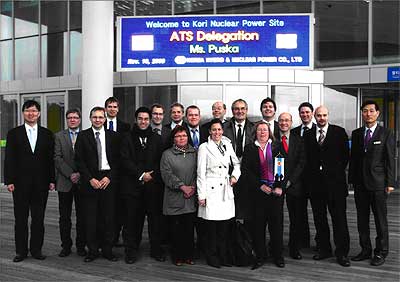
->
[[230, 221, 256, 266]]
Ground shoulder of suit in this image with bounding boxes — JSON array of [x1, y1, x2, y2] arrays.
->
[[38, 126, 54, 135]]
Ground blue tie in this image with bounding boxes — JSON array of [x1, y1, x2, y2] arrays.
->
[[109, 120, 114, 131], [191, 129, 199, 149]]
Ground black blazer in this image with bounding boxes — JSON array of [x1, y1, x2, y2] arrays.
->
[[4, 125, 55, 189], [223, 118, 255, 152], [161, 121, 187, 150], [105, 118, 130, 134], [74, 127, 121, 193], [292, 123, 316, 137], [120, 128, 163, 195], [185, 124, 208, 147], [348, 126, 395, 191], [303, 124, 349, 194], [277, 132, 306, 196]]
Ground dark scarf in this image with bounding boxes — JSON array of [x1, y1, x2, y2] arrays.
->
[[132, 124, 152, 138]]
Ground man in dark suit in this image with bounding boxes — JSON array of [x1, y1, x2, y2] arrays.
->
[[104, 96, 130, 246], [303, 105, 351, 267], [349, 100, 395, 266], [150, 103, 165, 136], [161, 102, 186, 149], [4, 100, 55, 262], [277, 112, 306, 260], [54, 108, 86, 258], [259, 97, 280, 140], [120, 107, 165, 264], [185, 105, 208, 148], [291, 102, 317, 249], [74, 106, 120, 262]]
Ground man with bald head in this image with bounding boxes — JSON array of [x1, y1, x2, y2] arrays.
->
[[277, 113, 306, 260], [303, 106, 351, 267]]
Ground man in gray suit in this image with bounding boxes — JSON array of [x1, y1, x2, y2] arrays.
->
[[54, 108, 86, 257]]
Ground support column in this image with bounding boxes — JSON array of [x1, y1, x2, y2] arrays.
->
[[81, 1, 114, 128]]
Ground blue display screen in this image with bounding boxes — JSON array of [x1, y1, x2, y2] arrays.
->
[[117, 15, 313, 71]]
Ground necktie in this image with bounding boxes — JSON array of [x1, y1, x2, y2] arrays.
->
[[191, 129, 199, 149], [302, 126, 309, 137], [109, 120, 114, 131], [28, 128, 36, 152], [364, 129, 372, 151], [236, 124, 243, 158], [318, 129, 325, 145], [71, 131, 77, 149], [95, 132, 102, 170], [282, 135, 288, 154]]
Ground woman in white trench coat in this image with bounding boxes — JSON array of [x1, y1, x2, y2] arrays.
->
[[197, 119, 241, 268]]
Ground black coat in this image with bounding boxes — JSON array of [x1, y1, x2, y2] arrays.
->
[[4, 125, 55, 189], [105, 118, 131, 133], [292, 123, 316, 137], [223, 118, 255, 152], [348, 126, 395, 191], [74, 127, 121, 193], [303, 124, 349, 195]]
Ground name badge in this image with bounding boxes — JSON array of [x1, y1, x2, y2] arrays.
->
[[373, 141, 381, 145]]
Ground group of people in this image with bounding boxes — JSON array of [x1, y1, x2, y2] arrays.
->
[[4, 96, 395, 271]]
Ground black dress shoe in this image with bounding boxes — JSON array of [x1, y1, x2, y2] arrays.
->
[[274, 257, 285, 268], [313, 252, 332, 260], [337, 256, 351, 267], [251, 261, 263, 270], [370, 254, 385, 266], [77, 248, 87, 257], [103, 253, 118, 262], [58, 248, 71, 257], [125, 254, 136, 264], [290, 250, 302, 260], [32, 252, 46, 260], [151, 254, 166, 262], [84, 253, 98, 262], [207, 257, 221, 268], [351, 251, 371, 261], [13, 254, 27, 262]]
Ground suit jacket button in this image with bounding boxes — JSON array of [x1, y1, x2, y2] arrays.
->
[[219, 166, 221, 168], [220, 183, 223, 186], [211, 187, 214, 189]]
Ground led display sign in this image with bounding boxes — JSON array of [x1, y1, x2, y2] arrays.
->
[[117, 15, 314, 71]]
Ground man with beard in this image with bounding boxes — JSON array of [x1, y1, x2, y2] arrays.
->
[[120, 107, 165, 264]]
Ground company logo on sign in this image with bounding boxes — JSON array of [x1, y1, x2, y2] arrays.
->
[[388, 67, 400, 81]]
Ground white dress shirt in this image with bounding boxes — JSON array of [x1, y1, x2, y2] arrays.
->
[[92, 127, 111, 170], [25, 123, 38, 152]]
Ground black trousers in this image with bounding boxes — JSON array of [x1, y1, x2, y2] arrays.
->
[[82, 185, 115, 256], [286, 194, 307, 252], [12, 185, 48, 256], [298, 193, 311, 247], [310, 191, 350, 257], [58, 184, 85, 250], [251, 194, 284, 260], [204, 219, 231, 263], [122, 186, 164, 256], [354, 186, 388, 257], [169, 212, 195, 260], [113, 185, 126, 244]]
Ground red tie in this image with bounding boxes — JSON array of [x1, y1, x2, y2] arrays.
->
[[282, 135, 288, 154]]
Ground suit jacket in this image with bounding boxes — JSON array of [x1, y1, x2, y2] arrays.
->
[[4, 125, 55, 189], [348, 125, 395, 191], [277, 132, 306, 196], [54, 129, 78, 192], [161, 121, 187, 150], [120, 127, 163, 196], [74, 127, 121, 193], [185, 124, 208, 147], [223, 118, 255, 153], [105, 118, 130, 134], [303, 124, 349, 195], [292, 123, 316, 137]]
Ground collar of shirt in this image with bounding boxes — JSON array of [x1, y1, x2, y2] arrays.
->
[[25, 123, 38, 131], [302, 122, 313, 130], [365, 123, 378, 136], [234, 120, 246, 128], [317, 123, 329, 133], [189, 126, 199, 132], [151, 123, 162, 130], [92, 126, 105, 137], [280, 132, 290, 140], [171, 120, 183, 129], [69, 128, 79, 134]]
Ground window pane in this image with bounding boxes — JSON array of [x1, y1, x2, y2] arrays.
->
[[0, 40, 13, 81], [373, 0, 400, 64], [70, 30, 82, 75], [136, 0, 172, 15], [1, 1, 13, 40], [70, 0, 82, 30], [15, 36, 39, 80], [175, 0, 214, 15], [114, 87, 137, 126], [263, 1, 310, 13], [41, 0, 67, 34], [217, 0, 260, 14], [323, 87, 357, 135], [41, 32, 67, 77], [315, 1, 368, 67], [47, 94, 65, 133], [271, 85, 309, 127], [15, 0, 39, 38], [68, 89, 82, 115], [115, 1, 134, 17]]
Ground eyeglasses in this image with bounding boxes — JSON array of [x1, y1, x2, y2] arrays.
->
[[24, 109, 39, 113], [174, 134, 188, 138]]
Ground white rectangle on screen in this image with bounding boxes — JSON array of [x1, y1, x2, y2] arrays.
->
[[131, 35, 154, 51], [276, 34, 297, 49]]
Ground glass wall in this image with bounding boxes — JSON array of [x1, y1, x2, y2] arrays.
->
[[373, 0, 400, 64], [217, 0, 260, 14], [323, 87, 357, 135], [136, 0, 172, 15], [175, 0, 214, 14], [0, 1, 13, 40], [15, 36, 39, 80], [114, 87, 137, 126], [0, 40, 13, 81], [263, 0, 310, 13], [315, 1, 369, 67]]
